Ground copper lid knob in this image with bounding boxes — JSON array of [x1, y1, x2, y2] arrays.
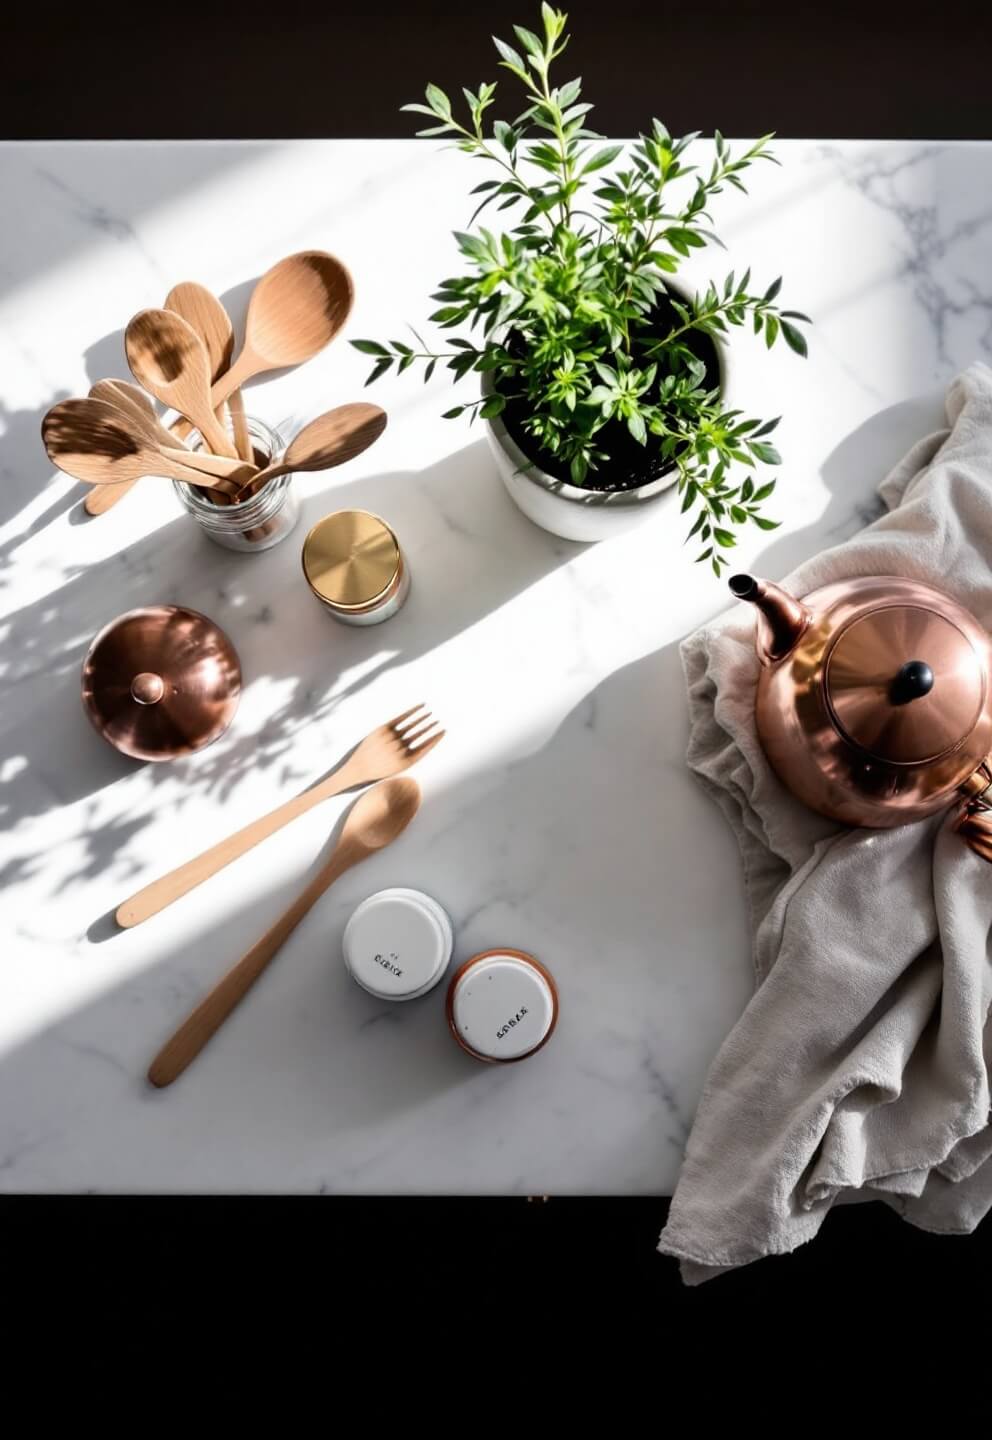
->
[[81, 605, 242, 762]]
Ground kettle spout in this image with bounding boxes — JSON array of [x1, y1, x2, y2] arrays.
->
[[729, 573, 810, 665]]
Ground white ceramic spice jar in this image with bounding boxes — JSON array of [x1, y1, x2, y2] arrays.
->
[[446, 949, 559, 1063], [343, 888, 453, 1001]]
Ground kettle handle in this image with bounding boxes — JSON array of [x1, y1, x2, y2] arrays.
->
[[955, 801, 992, 863]]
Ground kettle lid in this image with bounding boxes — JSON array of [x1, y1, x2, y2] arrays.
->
[[826, 605, 985, 764]]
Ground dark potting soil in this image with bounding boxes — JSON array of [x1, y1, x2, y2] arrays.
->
[[497, 291, 720, 493]]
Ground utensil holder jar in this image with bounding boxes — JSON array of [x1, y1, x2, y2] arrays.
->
[[173, 415, 299, 553]]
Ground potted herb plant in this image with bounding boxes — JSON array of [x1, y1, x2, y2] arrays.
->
[[353, 5, 810, 566]]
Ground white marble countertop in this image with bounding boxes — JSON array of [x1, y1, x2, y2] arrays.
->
[[1, 139, 989, 1194]]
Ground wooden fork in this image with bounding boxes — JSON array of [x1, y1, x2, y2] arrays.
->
[[115, 706, 444, 929]]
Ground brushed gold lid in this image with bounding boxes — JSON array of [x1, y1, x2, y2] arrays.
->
[[302, 509, 400, 611]]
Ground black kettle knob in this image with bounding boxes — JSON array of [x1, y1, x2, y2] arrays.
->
[[890, 659, 934, 705]]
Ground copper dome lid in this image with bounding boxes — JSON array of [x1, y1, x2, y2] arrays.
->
[[82, 605, 241, 762]]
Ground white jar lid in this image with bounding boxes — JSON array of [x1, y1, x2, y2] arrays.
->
[[447, 950, 558, 1062], [343, 888, 453, 1001]]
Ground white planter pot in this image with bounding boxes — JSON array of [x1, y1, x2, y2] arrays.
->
[[482, 333, 728, 544]]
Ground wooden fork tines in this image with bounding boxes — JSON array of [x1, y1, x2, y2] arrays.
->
[[114, 706, 445, 929]]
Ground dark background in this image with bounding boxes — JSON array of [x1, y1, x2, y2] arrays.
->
[[4, 0, 992, 1340], [3, 0, 992, 140]]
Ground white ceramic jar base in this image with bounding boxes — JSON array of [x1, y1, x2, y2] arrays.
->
[[343, 888, 453, 1001]]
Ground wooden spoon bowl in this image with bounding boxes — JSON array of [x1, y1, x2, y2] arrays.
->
[[211, 251, 354, 408]]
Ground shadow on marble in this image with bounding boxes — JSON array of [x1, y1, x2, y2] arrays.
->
[[751, 389, 947, 580], [1, 440, 582, 911], [0, 393, 88, 582], [0, 641, 740, 1190]]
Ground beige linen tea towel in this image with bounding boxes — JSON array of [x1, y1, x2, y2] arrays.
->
[[659, 362, 992, 1285]]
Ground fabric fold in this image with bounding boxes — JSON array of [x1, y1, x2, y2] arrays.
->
[[659, 362, 992, 1284]]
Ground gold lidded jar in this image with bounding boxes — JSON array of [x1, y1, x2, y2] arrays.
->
[[301, 508, 410, 626]]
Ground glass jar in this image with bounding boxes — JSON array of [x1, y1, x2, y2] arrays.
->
[[172, 415, 299, 553]]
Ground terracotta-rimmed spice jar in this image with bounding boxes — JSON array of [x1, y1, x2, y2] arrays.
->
[[301, 509, 410, 625], [446, 949, 559, 1064]]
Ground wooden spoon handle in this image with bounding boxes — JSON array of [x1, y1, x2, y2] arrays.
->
[[83, 414, 202, 515], [228, 388, 253, 462], [84, 477, 139, 516], [116, 768, 355, 929], [147, 857, 348, 1088], [195, 406, 240, 461]]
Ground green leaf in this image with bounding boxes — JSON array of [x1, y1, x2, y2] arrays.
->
[[713, 528, 736, 548], [442, 406, 465, 419], [780, 320, 808, 357], [750, 441, 781, 465], [513, 25, 544, 58], [582, 144, 623, 174], [350, 339, 390, 356], [494, 119, 516, 152], [558, 78, 582, 107], [764, 313, 779, 349], [425, 83, 452, 119], [762, 276, 782, 303], [570, 452, 590, 486], [627, 410, 647, 445], [364, 358, 392, 386], [751, 516, 781, 530], [493, 36, 526, 71], [480, 393, 507, 419]]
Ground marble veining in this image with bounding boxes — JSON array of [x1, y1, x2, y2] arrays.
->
[[1, 140, 990, 1194]]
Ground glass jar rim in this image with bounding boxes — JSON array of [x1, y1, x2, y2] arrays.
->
[[172, 416, 291, 529]]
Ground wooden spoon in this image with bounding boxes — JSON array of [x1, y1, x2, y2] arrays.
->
[[165, 281, 253, 462], [84, 380, 163, 515], [233, 402, 387, 498], [84, 380, 251, 513], [125, 308, 240, 460], [42, 398, 252, 495], [147, 776, 422, 1088], [209, 251, 354, 410]]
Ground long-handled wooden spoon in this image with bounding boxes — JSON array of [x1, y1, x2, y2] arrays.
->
[[147, 776, 422, 1088], [208, 251, 354, 410], [83, 381, 156, 515], [83, 380, 249, 513], [125, 308, 240, 460], [232, 402, 387, 499], [88, 380, 250, 477], [165, 281, 253, 462], [116, 705, 442, 929], [42, 398, 253, 495]]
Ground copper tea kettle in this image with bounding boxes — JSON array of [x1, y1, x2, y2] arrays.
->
[[730, 572, 992, 860]]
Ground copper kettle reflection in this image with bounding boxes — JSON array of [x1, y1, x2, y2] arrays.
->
[[730, 572, 992, 860]]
